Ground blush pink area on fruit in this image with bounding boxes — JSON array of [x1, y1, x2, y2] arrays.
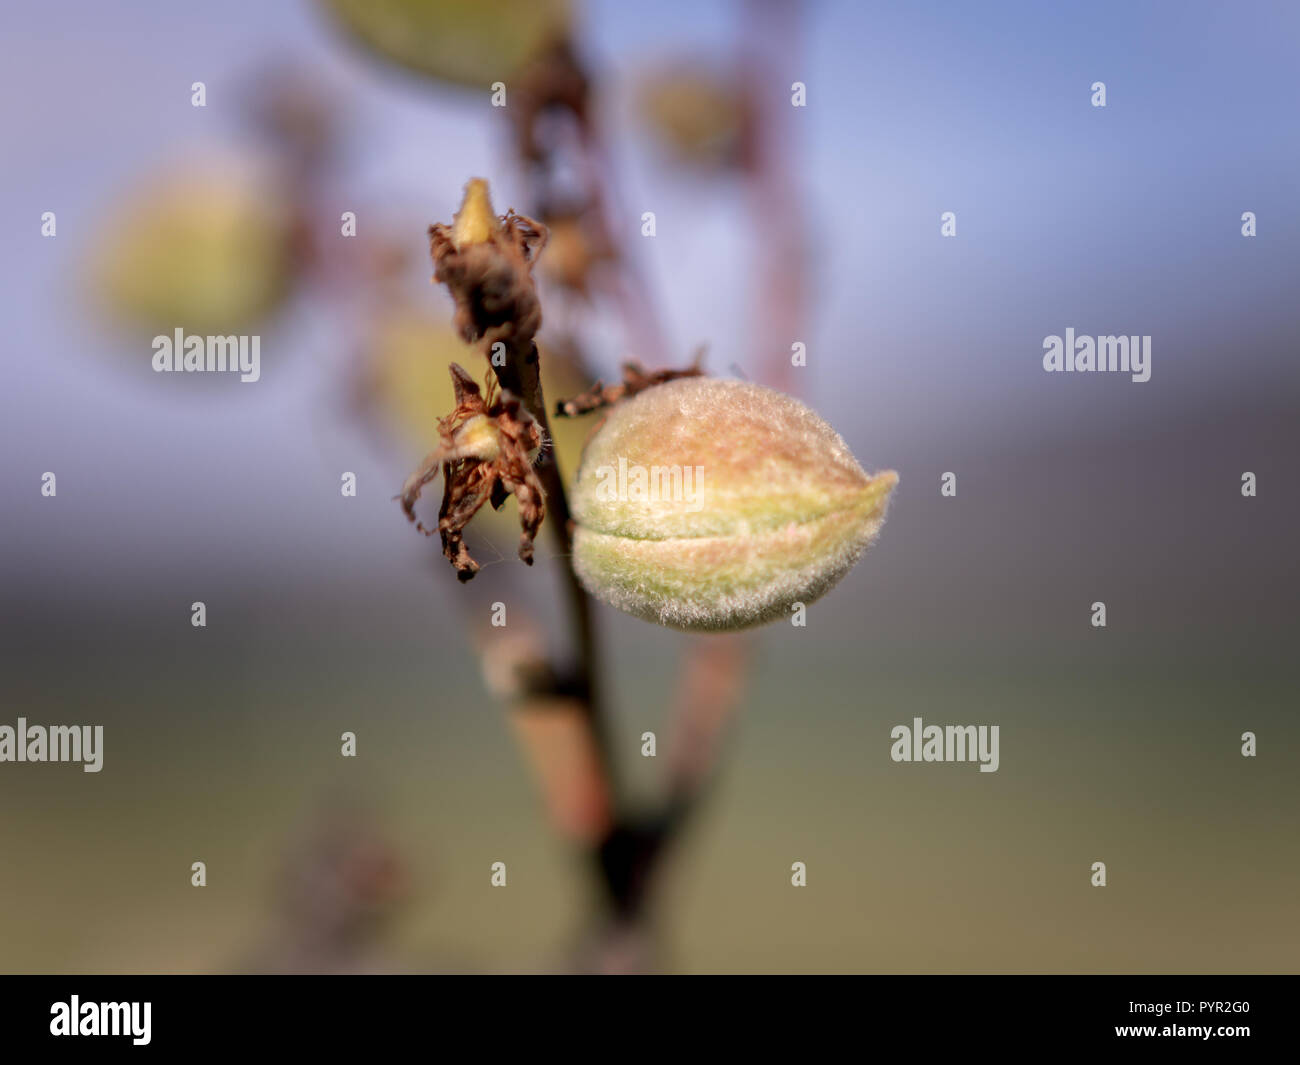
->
[[570, 378, 898, 632]]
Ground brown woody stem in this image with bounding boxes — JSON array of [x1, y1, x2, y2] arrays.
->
[[427, 186, 619, 871], [492, 337, 609, 770]]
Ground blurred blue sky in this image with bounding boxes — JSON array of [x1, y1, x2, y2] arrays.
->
[[2, 0, 1297, 617]]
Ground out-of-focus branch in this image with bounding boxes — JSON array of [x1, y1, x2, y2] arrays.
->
[[500, 27, 819, 944], [475, 11, 807, 953], [508, 37, 669, 363], [476, 619, 613, 843], [744, 0, 808, 397], [664, 636, 751, 810]]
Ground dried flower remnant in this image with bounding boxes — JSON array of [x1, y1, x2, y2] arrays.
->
[[428, 178, 548, 356], [360, 305, 589, 490], [570, 377, 898, 632], [401, 179, 561, 581], [399, 363, 544, 581]]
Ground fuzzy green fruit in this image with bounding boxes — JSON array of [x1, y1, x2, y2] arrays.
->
[[571, 378, 897, 632]]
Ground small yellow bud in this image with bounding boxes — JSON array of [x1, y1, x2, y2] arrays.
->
[[452, 413, 502, 463], [451, 178, 499, 249], [571, 378, 897, 632]]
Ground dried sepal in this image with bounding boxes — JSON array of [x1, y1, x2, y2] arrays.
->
[[398, 363, 546, 582], [554, 356, 706, 418]]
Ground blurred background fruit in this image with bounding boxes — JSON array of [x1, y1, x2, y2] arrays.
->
[[638, 65, 750, 172], [319, 0, 572, 89], [89, 155, 294, 336]]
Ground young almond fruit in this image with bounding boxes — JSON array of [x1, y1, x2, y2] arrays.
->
[[570, 378, 897, 632]]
